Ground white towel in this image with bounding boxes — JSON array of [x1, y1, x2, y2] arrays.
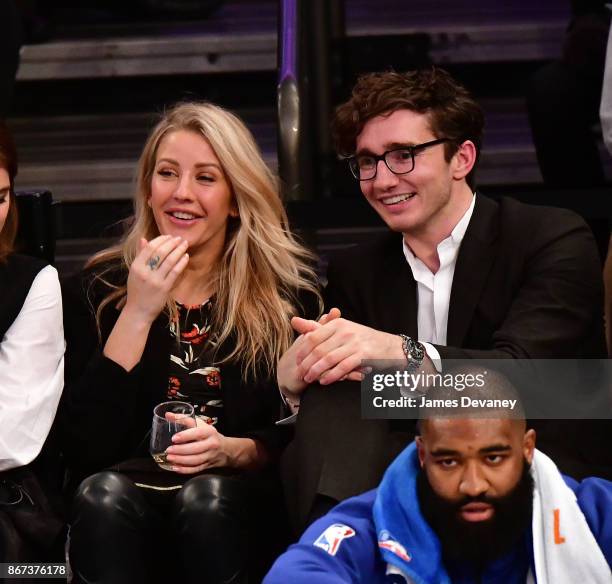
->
[[528, 449, 611, 584]]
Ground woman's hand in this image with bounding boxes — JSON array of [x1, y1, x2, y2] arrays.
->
[[165, 416, 267, 473], [102, 235, 189, 371], [124, 235, 189, 324]]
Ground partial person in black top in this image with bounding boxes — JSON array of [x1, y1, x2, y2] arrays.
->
[[0, 122, 64, 566], [60, 102, 321, 584]]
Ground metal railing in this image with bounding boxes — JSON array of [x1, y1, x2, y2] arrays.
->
[[277, 0, 344, 202], [277, 0, 304, 201]]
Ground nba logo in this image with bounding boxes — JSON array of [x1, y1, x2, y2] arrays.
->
[[313, 524, 356, 556], [378, 530, 411, 562]]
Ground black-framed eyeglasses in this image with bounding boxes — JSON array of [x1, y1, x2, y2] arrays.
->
[[348, 138, 449, 181]]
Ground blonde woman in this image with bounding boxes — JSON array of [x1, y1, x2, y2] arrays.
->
[[61, 103, 321, 584]]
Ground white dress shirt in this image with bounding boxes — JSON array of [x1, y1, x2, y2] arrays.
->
[[0, 265, 65, 471], [402, 195, 476, 364]]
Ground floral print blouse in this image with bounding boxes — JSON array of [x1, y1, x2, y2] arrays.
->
[[167, 299, 224, 432]]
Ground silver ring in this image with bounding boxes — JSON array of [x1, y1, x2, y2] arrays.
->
[[147, 255, 161, 271]]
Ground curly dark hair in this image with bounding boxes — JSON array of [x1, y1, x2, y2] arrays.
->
[[0, 121, 18, 262], [332, 67, 485, 189]]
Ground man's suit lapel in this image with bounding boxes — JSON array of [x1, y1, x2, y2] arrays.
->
[[378, 238, 418, 336], [446, 194, 499, 347]]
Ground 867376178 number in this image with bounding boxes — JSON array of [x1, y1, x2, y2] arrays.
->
[[1, 563, 67, 579]]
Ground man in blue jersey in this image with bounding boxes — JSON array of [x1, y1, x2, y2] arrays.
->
[[266, 371, 612, 583]]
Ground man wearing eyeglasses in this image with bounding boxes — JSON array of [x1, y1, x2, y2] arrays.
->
[[278, 67, 608, 533]]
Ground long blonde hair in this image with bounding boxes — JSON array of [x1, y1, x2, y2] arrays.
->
[[88, 102, 321, 379]]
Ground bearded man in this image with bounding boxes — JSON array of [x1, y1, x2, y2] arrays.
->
[[267, 372, 612, 583]]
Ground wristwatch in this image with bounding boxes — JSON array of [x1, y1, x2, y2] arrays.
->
[[398, 334, 425, 372]]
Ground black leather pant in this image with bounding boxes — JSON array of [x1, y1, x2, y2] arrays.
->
[[69, 470, 283, 584]]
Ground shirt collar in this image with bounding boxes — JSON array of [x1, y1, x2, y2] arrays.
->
[[449, 192, 476, 244], [402, 193, 476, 265]]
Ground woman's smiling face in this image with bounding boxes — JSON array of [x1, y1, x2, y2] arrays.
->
[[149, 129, 237, 261]]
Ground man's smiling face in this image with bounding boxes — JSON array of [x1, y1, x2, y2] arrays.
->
[[355, 109, 458, 238]]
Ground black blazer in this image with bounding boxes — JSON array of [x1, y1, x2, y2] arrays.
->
[[325, 194, 606, 359], [0, 253, 47, 339], [60, 263, 315, 479]]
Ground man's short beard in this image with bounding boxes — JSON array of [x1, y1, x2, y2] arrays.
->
[[417, 460, 534, 568]]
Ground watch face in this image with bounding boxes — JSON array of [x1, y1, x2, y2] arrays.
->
[[409, 339, 425, 361]]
